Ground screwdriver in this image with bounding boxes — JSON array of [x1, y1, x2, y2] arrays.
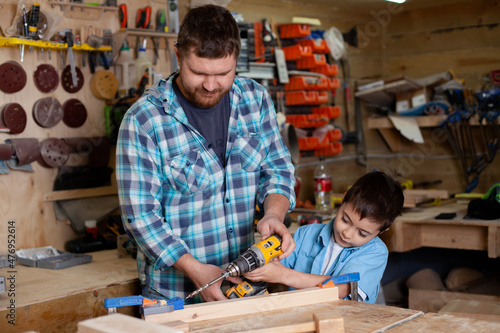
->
[[62, 30, 78, 87], [28, 3, 40, 39]]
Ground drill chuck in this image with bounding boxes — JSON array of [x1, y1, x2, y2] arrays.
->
[[225, 235, 282, 277]]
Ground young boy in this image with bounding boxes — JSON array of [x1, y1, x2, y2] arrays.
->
[[245, 171, 404, 303]]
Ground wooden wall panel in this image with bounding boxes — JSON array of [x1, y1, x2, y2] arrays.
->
[[387, 0, 500, 34], [1, 0, 499, 249], [0, 0, 176, 250], [384, 48, 500, 85]]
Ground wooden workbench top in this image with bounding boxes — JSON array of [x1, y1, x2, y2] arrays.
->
[[379, 199, 500, 258], [0, 249, 138, 310], [399, 199, 500, 227]]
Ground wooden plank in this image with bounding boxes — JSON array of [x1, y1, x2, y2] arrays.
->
[[387, 0, 500, 34], [377, 128, 402, 152], [488, 226, 500, 259], [314, 311, 344, 333], [0, 250, 138, 309], [186, 300, 422, 333], [146, 287, 339, 325], [387, 312, 500, 332], [367, 115, 447, 129], [419, 224, 488, 251], [386, 24, 500, 57], [408, 288, 500, 313], [438, 299, 500, 319], [0, 280, 141, 333], [384, 47, 500, 85], [43, 186, 118, 201], [78, 313, 181, 333], [404, 189, 449, 199], [380, 219, 422, 253]]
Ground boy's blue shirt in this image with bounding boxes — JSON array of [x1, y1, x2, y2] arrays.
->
[[281, 218, 388, 303]]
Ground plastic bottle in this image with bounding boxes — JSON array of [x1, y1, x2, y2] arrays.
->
[[114, 42, 137, 98], [314, 156, 333, 213], [135, 48, 153, 87]]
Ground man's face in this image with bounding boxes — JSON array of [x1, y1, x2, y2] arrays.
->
[[175, 48, 236, 108], [333, 202, 381, 248]]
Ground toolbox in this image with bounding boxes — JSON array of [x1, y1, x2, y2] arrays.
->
[[16, 247, 92, 270]]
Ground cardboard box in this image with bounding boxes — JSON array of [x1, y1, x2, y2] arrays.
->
[[411, 87, 432, 108], [395, 87, 433, 113], [396, 91, 412, 113]]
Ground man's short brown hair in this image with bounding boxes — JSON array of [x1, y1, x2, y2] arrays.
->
[[177, 4, 241, 59]]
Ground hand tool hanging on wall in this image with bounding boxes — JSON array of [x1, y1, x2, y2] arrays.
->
[[119, 4, 127, 29], [136, 6, 152, 29], [28, 3, 40, 39], [59, 29, 78, 87], [168, 0, 179, 33], [153, 9, 167, 65]]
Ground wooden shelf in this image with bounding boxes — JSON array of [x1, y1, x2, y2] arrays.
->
[[355, 77, 421, 106], [48, 1, 118, 20], [43, 186, 117, 202], [112, 29, 177, 59], [367, 115, 447, 129]]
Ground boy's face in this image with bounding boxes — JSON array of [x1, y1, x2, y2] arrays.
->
[[333, 202, 382, 248]]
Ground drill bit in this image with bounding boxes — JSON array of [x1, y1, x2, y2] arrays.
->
[[185, 272, 229, 299]]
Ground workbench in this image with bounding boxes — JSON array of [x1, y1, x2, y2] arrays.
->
[[0, 249, 140, 332], [77, 287, 500, 333], [380, 199, 500, 258]]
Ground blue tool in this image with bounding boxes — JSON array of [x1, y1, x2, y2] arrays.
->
[[318, 272, 360, 301], [104, 296, 184, 316]]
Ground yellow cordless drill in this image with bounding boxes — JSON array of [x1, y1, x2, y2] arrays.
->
[[186, 235, 282, 299]]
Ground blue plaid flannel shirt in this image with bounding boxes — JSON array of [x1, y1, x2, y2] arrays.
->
[[116, 74, 296, 302]]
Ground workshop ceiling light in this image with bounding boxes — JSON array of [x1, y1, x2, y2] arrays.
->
[[386, 0, 406, 3]]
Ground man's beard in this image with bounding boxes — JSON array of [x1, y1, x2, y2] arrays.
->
[[183, 86, 228, 108]]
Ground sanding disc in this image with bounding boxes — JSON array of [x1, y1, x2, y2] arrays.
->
[[0, 61, 27, 94], [33, 97, 63, 128], [90, 70, 119, 100], [62, 99, 87, 128], [33, 64, 59, 93], [8, 138, 40, 166], [0, 143, 14, 161], [61, 65, 84, 93], [0, 103, 27, 134], [39, 138, 69, 168]]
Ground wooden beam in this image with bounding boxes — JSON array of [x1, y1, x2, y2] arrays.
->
[[145, 287, 339, 325], [488, 226, 500, 259], [367, 115, 447, 129], [43, 186, 118, 201], [78, 313, 182, 333], [409, 288, 500, 313], [378, 128, 402, 152], [314, 311, 344, 333], [404, 189, 449, 199]]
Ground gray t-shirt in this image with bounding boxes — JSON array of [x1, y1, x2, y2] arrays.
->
[[173, 80, 230, 168]]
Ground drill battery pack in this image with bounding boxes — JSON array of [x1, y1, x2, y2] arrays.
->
[[225, 279, 269, 299]]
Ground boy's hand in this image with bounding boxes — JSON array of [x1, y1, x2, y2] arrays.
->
[[244, 260, 284, 284]]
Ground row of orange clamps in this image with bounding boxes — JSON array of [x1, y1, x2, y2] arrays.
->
[[298, 129, 342, 150], [285, 76, 340, 91], [285, 91, 329, 106]]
